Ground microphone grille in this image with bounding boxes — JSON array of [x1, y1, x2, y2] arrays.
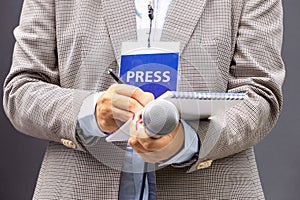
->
[[143, 99, 179, 136]]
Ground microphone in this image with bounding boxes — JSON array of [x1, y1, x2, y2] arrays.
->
[[142, 99, 179, 137]]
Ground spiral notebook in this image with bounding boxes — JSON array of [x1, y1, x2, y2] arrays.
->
[[157, 91, 247, 120], [106, 91, 247, 142]]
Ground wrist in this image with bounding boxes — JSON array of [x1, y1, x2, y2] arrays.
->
[[163, 122, 184, 161]]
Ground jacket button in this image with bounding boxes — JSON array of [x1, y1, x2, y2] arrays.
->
[[61, 139, 76, 149], [197, 160, 213, 170]]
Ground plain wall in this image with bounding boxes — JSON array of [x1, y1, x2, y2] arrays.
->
[[1, 0, 299, 199]]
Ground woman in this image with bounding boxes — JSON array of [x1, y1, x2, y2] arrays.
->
[[3, 0, 285, 199]]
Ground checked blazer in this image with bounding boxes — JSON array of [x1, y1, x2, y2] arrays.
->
[[3, 0, 285, 199]]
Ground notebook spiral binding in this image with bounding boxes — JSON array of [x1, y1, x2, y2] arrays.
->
[[169, 91, 246, 100]]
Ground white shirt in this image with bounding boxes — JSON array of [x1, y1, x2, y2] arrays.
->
[[135, 0, 172, 29], [135, 0, 172, 41]]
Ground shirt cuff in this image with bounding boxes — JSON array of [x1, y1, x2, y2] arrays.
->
[[159, 119, 199, 167], [76, 92, 107, 145]]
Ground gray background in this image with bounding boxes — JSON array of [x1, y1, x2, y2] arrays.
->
[[0, 0, 299, 199]]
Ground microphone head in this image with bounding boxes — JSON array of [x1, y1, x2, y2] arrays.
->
[[142, 99, 179, 136]]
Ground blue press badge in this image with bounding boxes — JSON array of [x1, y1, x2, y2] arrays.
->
[[120, 53, 179, 98]]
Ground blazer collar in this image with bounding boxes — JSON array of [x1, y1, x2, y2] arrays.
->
[[161, 0, 208, 54], [102, 0, 137, 63], [102, 0, 207, 62]]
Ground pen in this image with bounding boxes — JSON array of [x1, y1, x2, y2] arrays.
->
[[108, 68, 124, 84]]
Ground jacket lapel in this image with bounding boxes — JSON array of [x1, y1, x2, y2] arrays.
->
[[161, 0, 208, 54], [102, 0, 208, 61], [101, 0, 137, 63]]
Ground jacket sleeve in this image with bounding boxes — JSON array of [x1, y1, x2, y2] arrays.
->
[[187, 0, 285, 172], [3, 0, 93, 151]]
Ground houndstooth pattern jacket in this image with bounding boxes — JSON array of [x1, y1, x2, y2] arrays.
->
[[3, 0, 285, 199]]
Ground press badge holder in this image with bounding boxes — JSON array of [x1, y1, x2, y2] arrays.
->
[[119, 41, 180, 98]]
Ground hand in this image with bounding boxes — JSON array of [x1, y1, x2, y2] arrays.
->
[[128, 121, 184, 163], [96, 84, 154, 133]]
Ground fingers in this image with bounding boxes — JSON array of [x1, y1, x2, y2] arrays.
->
[[128, 137, 148, 154], [111, 93, 144, 114], [95, 102, 125, 132], [133, 122, 180, 151], [136, 135, 172, 152], [142, 92, 155, 105], [129, 136, 174, 163], [114, 84, 154, 106], [129, 136, 168, 153], [129, 123, 184, 163], [111, 107, 134, 122], [95, 84, 154, 133]]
